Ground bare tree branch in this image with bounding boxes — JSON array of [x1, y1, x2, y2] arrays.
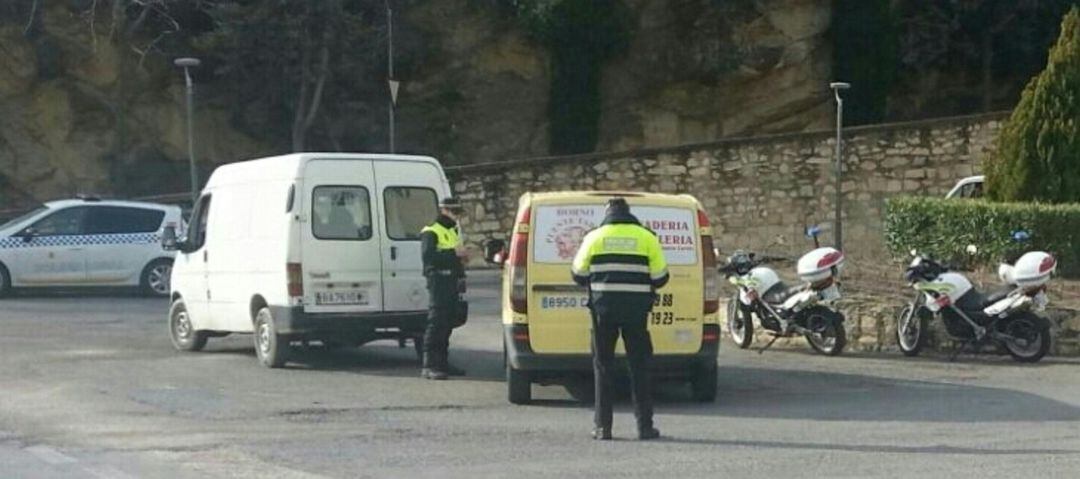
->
[[24, 0, 42, 37]]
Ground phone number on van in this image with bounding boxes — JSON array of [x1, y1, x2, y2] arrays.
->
[[540, 296, 590, 309]]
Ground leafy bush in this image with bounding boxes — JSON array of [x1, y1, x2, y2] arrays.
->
[[884, 196, 1080, 277], [985, 7, 1080, 203]]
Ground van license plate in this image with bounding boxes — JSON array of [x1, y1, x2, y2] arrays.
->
[[540, 295, 588, 309], [316, 291, 367, 306]]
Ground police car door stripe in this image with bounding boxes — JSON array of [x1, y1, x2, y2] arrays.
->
[[590, 263, 650, 274], [590, 283, 652, 293]]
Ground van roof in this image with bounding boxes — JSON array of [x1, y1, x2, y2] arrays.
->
[[521, 191, 703, 208], [205, 153, 444, 188]]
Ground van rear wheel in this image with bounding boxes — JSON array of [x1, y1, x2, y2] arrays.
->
[[506, 353, 531, 405], [254, 307, 289, 368]]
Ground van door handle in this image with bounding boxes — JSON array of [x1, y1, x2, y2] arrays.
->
[[391, 246, 398, 260], [203, 250, 208, 263]]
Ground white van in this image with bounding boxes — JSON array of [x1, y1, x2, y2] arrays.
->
[[163, 153, 451, 368]]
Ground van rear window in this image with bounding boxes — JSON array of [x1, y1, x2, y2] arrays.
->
[[312, 186, 373, 240], [532, 204, 698, 265]]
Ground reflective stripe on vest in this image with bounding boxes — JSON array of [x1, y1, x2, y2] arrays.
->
[[421, 223, 460, 251], [572, 223, 666, 296]]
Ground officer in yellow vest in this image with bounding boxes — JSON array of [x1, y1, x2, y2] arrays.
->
[[419, 197, 467, 380], [572, 198, 668, 441]]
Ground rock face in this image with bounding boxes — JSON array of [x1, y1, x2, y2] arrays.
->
[[1, 1, 834, 207], [598, 0, 833, 151], [0, 6, 273, 207]]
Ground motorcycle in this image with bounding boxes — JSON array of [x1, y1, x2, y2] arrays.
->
[[722, 225, 847, 356], [895, 231, 1056, 363]]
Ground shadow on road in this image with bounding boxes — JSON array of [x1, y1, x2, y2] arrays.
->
[[661, 365, 1080, 423]]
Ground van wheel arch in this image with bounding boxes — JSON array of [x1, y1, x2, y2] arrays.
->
[[250, 295, 269, 322]]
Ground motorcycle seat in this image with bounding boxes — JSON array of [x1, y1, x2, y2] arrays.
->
[[763, 282, 803, 305], [957, 287, 1013, 312]]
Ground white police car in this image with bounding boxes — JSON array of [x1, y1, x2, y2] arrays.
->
[[0, 198, 183, 297]]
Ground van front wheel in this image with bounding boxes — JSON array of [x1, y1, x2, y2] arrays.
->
[[169, 299, 207, 352], [254, 307, 289, 368], [506, 358, 531, 405]]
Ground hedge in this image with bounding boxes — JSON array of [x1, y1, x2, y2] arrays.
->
[[884, 196, 1080, 277]]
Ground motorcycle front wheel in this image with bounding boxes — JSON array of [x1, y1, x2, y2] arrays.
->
[[727, 293, 754, 349], [803, 306, 847, 356], [896, 304, 929, 357], [1001, 313, 1051, 363]]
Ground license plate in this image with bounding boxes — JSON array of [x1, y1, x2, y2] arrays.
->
[[820, 285, 840, 301], [315, 291, 368, 306], [540, 295, 588, 309]]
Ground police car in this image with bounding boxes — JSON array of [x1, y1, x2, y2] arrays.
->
[[0, 198, 183, 297]]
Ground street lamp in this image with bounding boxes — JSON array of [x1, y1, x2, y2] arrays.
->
[[829, 81, 851, 251], [174, 57, 201, 204], [386, 0, 397, 153]]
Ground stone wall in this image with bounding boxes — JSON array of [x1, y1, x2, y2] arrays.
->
[[449, 111, 1007, 262]]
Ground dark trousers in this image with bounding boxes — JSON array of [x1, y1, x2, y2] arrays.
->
[[591, 307, 654, 431], [423, 276, 457, 370]]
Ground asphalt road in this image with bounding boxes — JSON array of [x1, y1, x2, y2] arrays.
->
[[1, 270, 1079, 478]]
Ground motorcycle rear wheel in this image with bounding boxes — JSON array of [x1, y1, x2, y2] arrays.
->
[[803, 306, 847, 356], [1002, 313, 1051, 363]]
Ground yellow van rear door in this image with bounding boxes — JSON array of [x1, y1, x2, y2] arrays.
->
[[526, 202, 703, 355]]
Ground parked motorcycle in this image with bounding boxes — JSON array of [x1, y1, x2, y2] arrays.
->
[[722, 226, 847, 356], [895, 231, 1056, 363]]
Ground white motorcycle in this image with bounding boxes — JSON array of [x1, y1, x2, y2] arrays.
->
[[722, 226, 847, 356], [896, 231, 1055, 363]]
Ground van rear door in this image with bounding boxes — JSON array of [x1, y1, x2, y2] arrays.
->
[[527, 201, 703, 355], [300, 159, 383, 314], [373, 160, 443, 313]]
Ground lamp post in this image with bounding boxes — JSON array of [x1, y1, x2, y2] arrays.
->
[[174, 57, 201, 204], [386, 0, 397, 153], [829, 81, 851, 251]]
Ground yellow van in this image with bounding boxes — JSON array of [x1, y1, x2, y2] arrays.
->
[[485, 191, 721, 404]]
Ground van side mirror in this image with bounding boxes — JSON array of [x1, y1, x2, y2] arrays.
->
[[484, 239, 507, 266], [161, 226, 179, 251]]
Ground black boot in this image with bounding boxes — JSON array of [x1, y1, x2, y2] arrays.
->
[[638, 426, 661, 441], [592, 427, 612, 441]]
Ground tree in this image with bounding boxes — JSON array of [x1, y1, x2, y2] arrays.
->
[[894, 0, 1075, 115], [985, 7, 1080, 203], [498, 0, 631, 155], [201, 0, 379, 152]]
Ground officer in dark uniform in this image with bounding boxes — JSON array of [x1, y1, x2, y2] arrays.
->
[[572, 198, 669, 441], [419, 197, 467, 380]]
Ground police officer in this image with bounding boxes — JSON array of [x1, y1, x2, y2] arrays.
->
[[419, 197, 468, 380], [571, 198, 668, 441]]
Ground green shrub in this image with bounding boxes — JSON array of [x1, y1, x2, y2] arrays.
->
[[884, 196, 1080, 277], [985, 7, 1080, 203]]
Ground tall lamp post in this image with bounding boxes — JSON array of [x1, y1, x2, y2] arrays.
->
[[386, 0, 398, 153], [829, 81, 851, 251], [174, 57, 202, 204]]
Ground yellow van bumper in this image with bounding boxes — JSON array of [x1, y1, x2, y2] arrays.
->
[[503, 324, 719, 378]]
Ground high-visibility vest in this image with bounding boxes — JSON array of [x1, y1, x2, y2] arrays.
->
[[421, 222, 460, 251], [571, 223, 669, 296]]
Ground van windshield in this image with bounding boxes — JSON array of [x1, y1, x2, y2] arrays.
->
[[532, 204, 698, 265]]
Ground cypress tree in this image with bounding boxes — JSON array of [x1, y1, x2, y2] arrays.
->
[[986, 7, 1080, 203]]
